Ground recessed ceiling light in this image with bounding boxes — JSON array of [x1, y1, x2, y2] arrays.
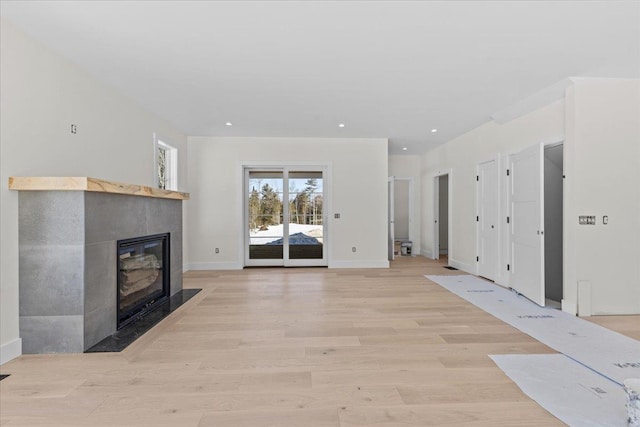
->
[[431, 128, 437, 133], [226, 122, 233, 126], [402, 147, 408, 151], [338, 123, 345, 128]]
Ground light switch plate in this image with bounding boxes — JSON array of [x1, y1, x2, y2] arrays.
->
[[579, 215, 596, 225]]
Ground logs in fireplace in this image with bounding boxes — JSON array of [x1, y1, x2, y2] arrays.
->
[[117, 233, 170, 329]]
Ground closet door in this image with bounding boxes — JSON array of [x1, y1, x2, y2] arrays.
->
[[509, 143, 545, 306], [477, 159, 499, 281]]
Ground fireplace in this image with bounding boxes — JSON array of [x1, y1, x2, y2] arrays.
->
[[13, 179, 188, 354], [117, 233, 170, 329]]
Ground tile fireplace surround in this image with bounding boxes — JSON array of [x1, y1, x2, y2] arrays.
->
[[9, 177, 189, 354]]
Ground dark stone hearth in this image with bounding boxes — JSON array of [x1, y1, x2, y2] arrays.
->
[[0, 374, 10, 381], [86, 289, 201, 353]]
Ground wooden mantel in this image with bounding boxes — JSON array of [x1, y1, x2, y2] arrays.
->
[[8, 177, 189, 200]]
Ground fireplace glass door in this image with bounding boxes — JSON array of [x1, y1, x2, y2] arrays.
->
[[117, 233, 169, 328]]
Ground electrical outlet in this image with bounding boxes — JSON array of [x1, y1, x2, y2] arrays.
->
[[215, 248, 220, 254], [352, 246, 356, 252], [334, 213, 341, 219], [70, 124, 77, 134]]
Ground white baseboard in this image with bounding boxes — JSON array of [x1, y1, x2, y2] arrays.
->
[[183, 263, 190, 273], [494, 271, 510, 288], [495, 277, 509, 288], [577, 281, 592, 317], [188, 260, 390, 270], [448, 258, 475, 274], [561, 299, 577, 316], [420, 248, 434, 259], [591, 308, 640, 315], [186, 262, 243, 271], [1, 338, 22, 365], [329, 260, 389, 269]]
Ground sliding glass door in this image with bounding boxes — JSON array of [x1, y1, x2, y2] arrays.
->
[[287, 171, 324, 261], [247, 170, 285, 262], [245, 167, 327, 267]]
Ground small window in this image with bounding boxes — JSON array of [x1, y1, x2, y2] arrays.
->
[[154, 134, 178, 191]]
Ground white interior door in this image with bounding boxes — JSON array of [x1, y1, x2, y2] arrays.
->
[[388, 178, 395, 261], [509, 143, 545, 306], [477, 159, 499, 281]]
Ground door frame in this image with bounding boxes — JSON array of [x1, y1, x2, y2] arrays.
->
[[241, 162, 331, 267], [432, 169, 453, 261], [475, 154, 501, 280]]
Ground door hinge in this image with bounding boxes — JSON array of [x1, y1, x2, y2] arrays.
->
[[506, 169, 510, 176], [506, 216, 510, 224], [476, 175, 479, 181], [476, 256, 479, 262], [476, 216, 479, 222], [507, 264, 510, 271]]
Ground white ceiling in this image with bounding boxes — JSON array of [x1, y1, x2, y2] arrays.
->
[[2, 1, 639, 154]]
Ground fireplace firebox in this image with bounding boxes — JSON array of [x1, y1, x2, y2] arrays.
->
[[117, 233, 170, 329]]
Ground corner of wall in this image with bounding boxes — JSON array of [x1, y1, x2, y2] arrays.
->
[[0, 338, 22, 365], [448, 258, 475, 274], [420, 248, 433, 259]]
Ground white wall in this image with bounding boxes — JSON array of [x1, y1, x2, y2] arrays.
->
[[421, 99, 565, 276], [187, 137, 389, 270], [0, 19, 187, 363], [564, 78, 640, 315], [389, 155, 421, 254]]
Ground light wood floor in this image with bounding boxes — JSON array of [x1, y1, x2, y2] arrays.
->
[[1, 256, 638, 426]]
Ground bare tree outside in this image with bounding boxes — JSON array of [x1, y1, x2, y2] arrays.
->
[[157, 147, 167, 190]]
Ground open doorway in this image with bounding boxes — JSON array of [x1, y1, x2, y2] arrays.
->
[[438, 176, 449, 258], [394, 179, 411, 242], [544, 143, 563, 306], [388, 177, 413, 260], [388, 178, 394, 261], [433, 172, 451, 262]]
